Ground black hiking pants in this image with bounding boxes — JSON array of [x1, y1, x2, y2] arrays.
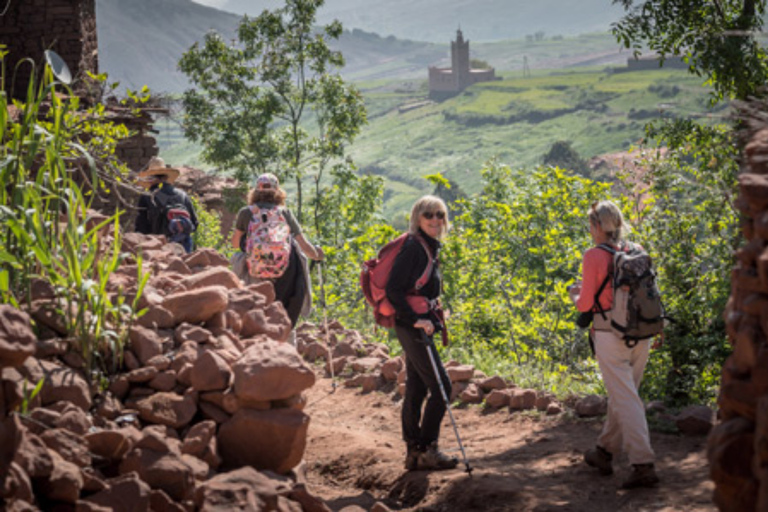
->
[[395, 324, 452, 449]]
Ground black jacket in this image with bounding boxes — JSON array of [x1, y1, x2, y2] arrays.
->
[[135, 184, 198, 235], [386, 229, 441, 326]]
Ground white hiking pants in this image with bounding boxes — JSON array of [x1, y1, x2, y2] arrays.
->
[[593, 330, 655, 465]]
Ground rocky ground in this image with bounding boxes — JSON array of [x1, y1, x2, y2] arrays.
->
[[302, 373, 716, 512]]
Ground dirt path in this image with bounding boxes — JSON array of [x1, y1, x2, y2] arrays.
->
[[302, 376, 715, 512]]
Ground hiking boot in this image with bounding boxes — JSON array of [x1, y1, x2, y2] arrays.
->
[[416, 442, 458, 471], [621, 463, 659, 489], [584, 446, 613, 476], [405, 443, 422, 471]]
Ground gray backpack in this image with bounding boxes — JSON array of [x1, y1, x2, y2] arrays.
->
[[595, 242, 665, 345]]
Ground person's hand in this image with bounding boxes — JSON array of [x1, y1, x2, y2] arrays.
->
[[568, 282, 582, 304], [313, 245, 325, 261], [414, 319, 434, 336]]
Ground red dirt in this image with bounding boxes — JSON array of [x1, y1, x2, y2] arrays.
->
[[303, 376, 715, 512]]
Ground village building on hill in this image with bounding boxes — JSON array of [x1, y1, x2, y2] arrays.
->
[[428, 29, 498, 100]]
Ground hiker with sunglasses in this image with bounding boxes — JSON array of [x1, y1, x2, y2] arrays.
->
[[568, 200, 659, 489], [386, 195, 457, 471]]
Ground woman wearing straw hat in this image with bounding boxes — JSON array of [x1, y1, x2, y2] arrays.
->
[[231, 173, 324, 334], [135, 156, 198, 252]]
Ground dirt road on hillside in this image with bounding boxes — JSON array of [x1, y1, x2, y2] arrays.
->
[[302, 376, 715, 512]]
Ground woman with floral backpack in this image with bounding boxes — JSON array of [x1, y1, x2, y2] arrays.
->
[[230, 173, 324, 332]]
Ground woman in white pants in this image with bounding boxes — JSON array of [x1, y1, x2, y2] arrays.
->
[[568, 200, 659, 489]]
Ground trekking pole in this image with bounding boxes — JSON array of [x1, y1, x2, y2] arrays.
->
[[317, 260, 336, 392], [422, 332, 473, 476]]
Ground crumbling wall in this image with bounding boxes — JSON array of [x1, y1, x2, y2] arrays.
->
[[707, 116, 768, 511], [0, 0, 98, 99]]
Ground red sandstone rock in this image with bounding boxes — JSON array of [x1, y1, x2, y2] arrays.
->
[[136, 392, 197, 429], [83, 471, 152, 512], [478, 375, 508, 392], [179, 266, 242, 292], [381, 357, 403, 382], [40, 428, 91, 467], [190, 350, 233, 392], [218, 408, 310, 474], [0, 306, 36, 368], [446, 364, 475, 383], [485, 389, 511, 409], [85, 430, 135, 462], [162, 285, 229, 325], [232, 341, 315, 403], [128, 325, 164, 365], [38, 450, 84, 504], [459, 382, 483, 404]]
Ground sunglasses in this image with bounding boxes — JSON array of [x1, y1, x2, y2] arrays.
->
[[422, 211, 446, 220]]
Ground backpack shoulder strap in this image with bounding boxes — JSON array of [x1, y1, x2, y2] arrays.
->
[[593, 244, 616, 320], [596, 243, 616, 255], [412, 234, 435, 291]]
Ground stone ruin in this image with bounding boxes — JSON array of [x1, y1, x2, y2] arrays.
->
[[706, 107, 768, 511], [1, 0, 161, 175]]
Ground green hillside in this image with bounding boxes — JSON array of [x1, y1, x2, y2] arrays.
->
[[158, 64, 718, 216]]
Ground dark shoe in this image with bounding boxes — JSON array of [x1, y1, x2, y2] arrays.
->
[[584, 446, 613, 476], [416, 442, 458, 471], [621, 463, 659, 489], [405, 443, 422, 471]]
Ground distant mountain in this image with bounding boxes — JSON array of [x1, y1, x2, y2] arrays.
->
[[194, 0, 625, 43], [95, 0, 443, 93], [95, 0, 240, 93]]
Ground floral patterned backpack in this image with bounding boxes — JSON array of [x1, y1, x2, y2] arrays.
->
[[245, 205, 292, 279]]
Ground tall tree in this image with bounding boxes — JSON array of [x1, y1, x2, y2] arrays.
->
[[613, 0, 768, 101], [178, 0, 367, 223]]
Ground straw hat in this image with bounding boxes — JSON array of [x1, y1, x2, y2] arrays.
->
[[137, 156, 180, 186]]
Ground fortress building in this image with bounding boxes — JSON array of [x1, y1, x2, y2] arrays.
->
[[428, 29, 497, 100]]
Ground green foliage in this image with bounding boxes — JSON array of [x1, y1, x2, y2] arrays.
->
[[613, 0, 768, 101], [191, 195, 230, 256], [0, 49, 146, 381], [16, 378, 44, 415], [178, 0, 367, 223], [437, 162, 611, 391]]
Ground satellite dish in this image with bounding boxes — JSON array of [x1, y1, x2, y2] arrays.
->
[[43, 49, 72, 85]]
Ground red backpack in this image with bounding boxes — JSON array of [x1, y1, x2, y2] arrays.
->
[[360, 233, 434, 328]]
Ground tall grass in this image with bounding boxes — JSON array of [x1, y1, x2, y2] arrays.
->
[[0, 47, 147, 381]]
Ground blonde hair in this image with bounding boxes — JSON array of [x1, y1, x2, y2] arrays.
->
[[248, 187, 286, 206], [409, 195, 450, 239], [589, 200, 628, 243]]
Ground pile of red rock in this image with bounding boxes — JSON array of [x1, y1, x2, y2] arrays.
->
[[296, 325, 566, 415], [707, 125, 768, 511], [0, 231, 328, 511]]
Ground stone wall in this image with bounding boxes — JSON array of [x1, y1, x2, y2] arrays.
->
[[1, 0, 98, 99], [707, 118, 768, 511]]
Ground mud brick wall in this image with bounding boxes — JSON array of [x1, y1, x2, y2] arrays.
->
[[707, 127, 768, 511], [107, 108, 160, 172], [0, 0, 98, 99]]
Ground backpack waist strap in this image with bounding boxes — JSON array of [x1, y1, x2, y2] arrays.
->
[[593, 312, 612, 331]]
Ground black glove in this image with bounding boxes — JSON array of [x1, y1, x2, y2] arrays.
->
[[576, 311, 594, 329]]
